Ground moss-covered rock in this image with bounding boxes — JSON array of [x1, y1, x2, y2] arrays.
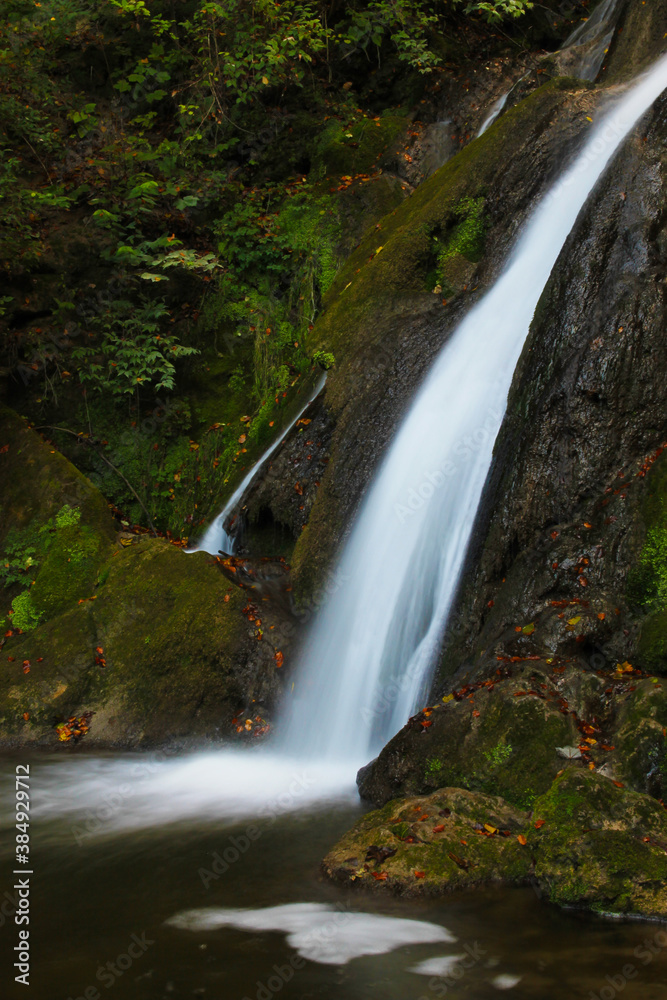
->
[[0, 536, 278, 747], [324, 767, 667, 917], [0, 409, 284, 746], [0, 403, 116, 546], [357, 660, 584, 810], [530, 770, 667, 917], [323, 787, 531, 896], [314, 112, 408, 178], [30, 523, 113, 621]]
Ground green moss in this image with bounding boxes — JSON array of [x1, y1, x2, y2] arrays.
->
[[54, 504, 81, 530], [531, 770, 667, 915], [0, 536, 263, 746], [426, 196, 487, 292], [0, 404, 116, 550], [314, 112, 407, 177], [30, 524, 112, 622], [483, 741, 514, 767], [322, 787, 532, 894], [629, 454, 667, 672], [10, 591, 41, 631]]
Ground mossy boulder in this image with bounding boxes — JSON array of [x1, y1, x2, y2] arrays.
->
[[530, 770, 667, 917], [357, 660, 585, 811], [324, 769, 667, 917], [0, 403, 115, 546], [323, 787, 531, 896], [314, 112, 408, 177], [0, 406, 284, 746], [30, 523, 113, 621], [0, 537, 278, 747]]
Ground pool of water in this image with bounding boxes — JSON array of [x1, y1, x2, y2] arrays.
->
[[1, 751, 666, 1000]]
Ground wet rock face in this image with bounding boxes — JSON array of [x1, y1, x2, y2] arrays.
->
[[436, 90, 667, 689]]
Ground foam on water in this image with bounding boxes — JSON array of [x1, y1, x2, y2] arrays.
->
[[165, 902, 456, 965]]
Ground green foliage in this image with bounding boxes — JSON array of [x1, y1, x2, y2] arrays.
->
[[437, 197, 487, 266], [0, 505, 82, 589], [0, 0, 534, 538], [72, 297, 198, 396], [629, 459, 667, 615], [427, 196, 487, 291], [11, 591, 42, 631], [54, 504, 81, 530], [483, 742, 514, 767], [631, 527, 667, 612], [312, 350, 335, 370], [0, 528, 41, 589], [454, 1, 533, 23]]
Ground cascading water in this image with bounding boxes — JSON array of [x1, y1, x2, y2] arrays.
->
[[477, 90, 510, 136], [561, 0, 624, 82], [190, 373, 326, 556], [476, 0, 623, 137], [13, 57, 667, 836], [279, 54, 667, 765]]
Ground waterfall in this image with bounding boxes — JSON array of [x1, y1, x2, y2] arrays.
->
[[559, 0, 624, 82], [279, 54, 667, 764], [19, 58, 667, 837], [477, 0, 624, 137], [477, 91, 509, 136], [190, 373, 326, 556]]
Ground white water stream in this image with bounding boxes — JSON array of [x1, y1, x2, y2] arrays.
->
[[280, 53, 667, 763], [13, 55, 667, 833], [189, 373, 327, 556], [562, 0, 624, 82]]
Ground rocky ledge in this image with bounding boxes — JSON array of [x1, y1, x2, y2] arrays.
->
[[323, 656, 667, 918]]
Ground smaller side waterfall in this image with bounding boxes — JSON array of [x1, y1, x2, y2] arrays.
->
[[190, 373, 326, 556], [477, 0, 623, 136], [477, 92, 509, 137], [558, 0, 624, 82]]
